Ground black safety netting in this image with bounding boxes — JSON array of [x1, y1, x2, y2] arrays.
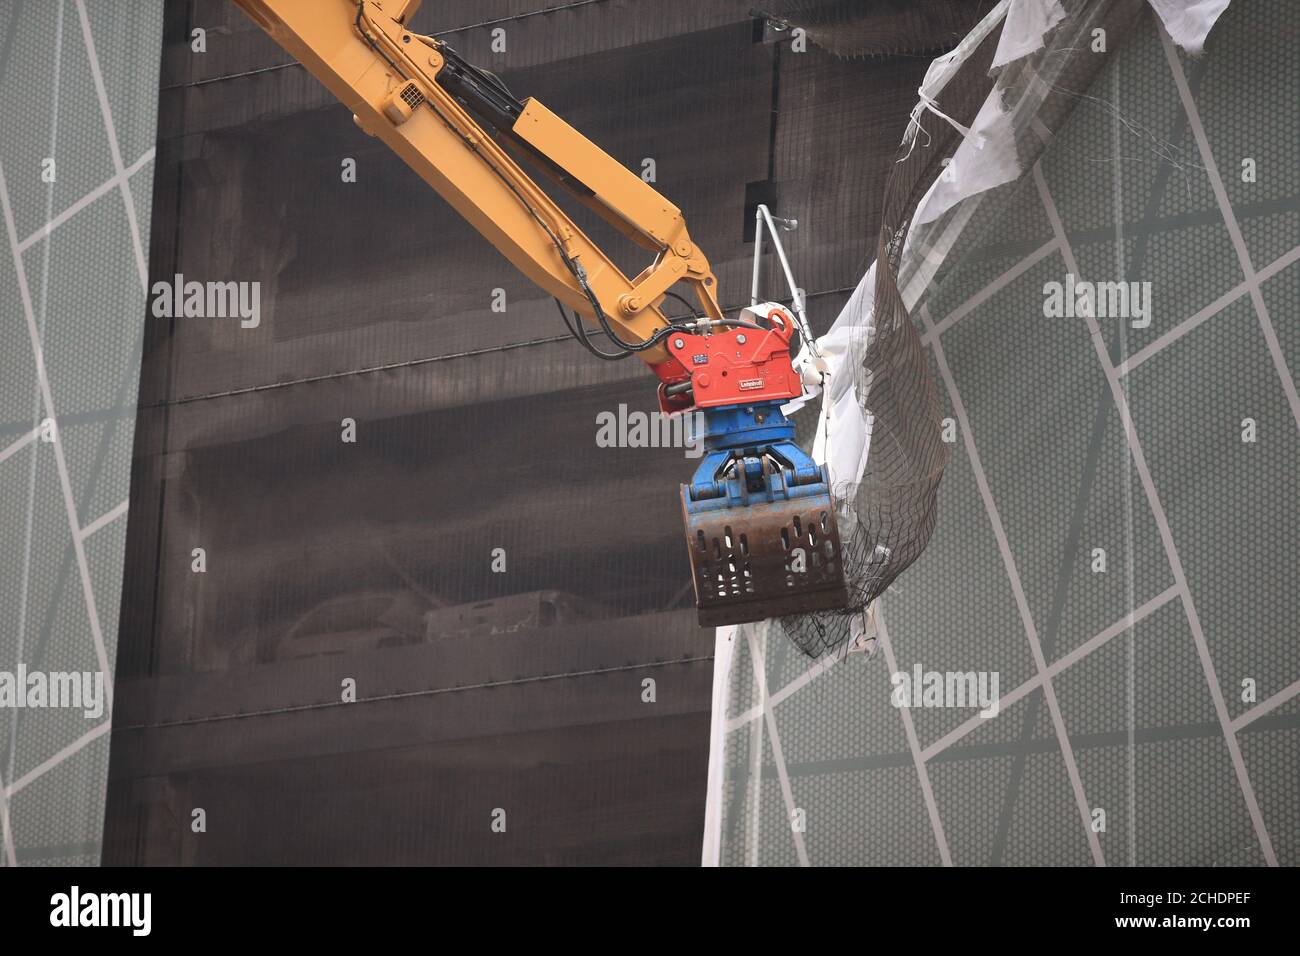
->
[[777, 0, 1151, 657], [107, 0, 995, 864]]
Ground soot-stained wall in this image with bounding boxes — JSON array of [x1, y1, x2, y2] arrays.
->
[[102, 0, 977, 864]]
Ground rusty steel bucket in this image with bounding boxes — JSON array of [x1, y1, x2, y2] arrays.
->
[[682, 483, 849, 627]]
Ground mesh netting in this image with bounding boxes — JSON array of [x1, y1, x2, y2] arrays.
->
[[778, 0, 1149, 657], [774, 0, 999, 59]]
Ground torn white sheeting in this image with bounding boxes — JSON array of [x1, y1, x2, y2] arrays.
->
[[913, 0, 1048, 226], [991, 0, 1066, 70], [915, 87, 1020, 226], [901, 53, 985, 158], [817, 261, 876, 401], [1147, 0, 1231, 55], [778, 382, 820, 417], [802, 262, 878, 487], [899, 0, 1011, 158], [848, 603, 878, 655], [816, 385, 873, 487]]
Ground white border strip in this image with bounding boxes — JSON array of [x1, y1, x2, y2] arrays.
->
[[701, 625, 736, 866]]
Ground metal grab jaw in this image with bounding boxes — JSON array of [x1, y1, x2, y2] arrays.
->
[[682, 401, 850, 627]]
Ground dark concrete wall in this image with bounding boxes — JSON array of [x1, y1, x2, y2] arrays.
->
[[104, 0, 983, 865]]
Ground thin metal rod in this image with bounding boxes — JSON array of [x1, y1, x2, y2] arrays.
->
[[755, 204, 820, 359]]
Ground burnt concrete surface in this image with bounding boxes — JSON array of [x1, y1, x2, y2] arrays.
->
[[104, 0, 984, 865]]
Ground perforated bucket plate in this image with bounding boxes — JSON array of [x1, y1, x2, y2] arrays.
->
[[682, 490, 850, 627]]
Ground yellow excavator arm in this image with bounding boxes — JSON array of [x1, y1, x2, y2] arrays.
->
[[233, 0, 724, 380], [230, 0, 853, 627]]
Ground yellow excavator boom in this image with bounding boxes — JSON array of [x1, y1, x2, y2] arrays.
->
[[232, 0, 725, 378], [228, 0, 853, 628]]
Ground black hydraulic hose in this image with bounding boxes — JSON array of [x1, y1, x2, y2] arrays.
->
[[555, 299, 632, 360], [566, 258, 679, 354], [354, 2, 705, 360]]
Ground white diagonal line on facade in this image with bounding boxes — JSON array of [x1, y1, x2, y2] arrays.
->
[[1117, 245, 1300, 376], [1160, 27, 1300, 435], [1, 162, 115, 718], [79, 498, 128, 540], [920, 238, 1059, 344], [75, 0, 148, 292], [1231, 677, 1300, 734], [4, 722, 111, 799], [6, 2, 70, 859], [874, 602, 952, 865], [17, 147, 155, 253], [0, 769, 15, 866], [0, 428, 41, 466], [922, 300, 1106, 866], [921, 585, 1180, 762], [1034, 161, 1277, 866], [746, 629, 810, 866], [725, 649, 846, 733]]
